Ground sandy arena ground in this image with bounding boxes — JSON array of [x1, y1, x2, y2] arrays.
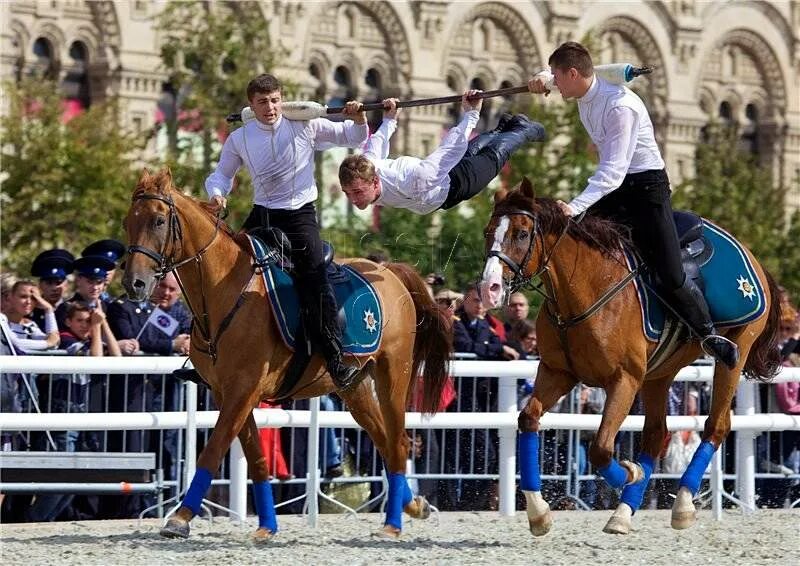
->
[[1, 509, 798, 565]]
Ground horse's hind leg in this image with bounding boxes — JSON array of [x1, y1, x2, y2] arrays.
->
[[161, 385, 261, 539], [518, 363, 577, 536], [604, 376, 671, 535], [370, 355, 415, 537], [237, 412, 278, 541], [339, 382, 431, 523], [672, 363, 742, 529]]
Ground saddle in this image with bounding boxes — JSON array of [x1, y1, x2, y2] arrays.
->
[[673, 210, 712, 287], [627, 211, 766, 372], [247, 226, 351, 285]]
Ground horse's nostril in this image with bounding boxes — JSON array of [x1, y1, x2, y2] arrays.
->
[[133, 279, 146, 290]]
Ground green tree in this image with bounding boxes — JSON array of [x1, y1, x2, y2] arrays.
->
[[155, 0, 286, 227], [0, 78, 140, 277]]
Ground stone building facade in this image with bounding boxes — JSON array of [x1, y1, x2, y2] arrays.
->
[[2, 1, 799, 205]]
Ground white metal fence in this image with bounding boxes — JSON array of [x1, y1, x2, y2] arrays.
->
[[1, 356, 799, 525]]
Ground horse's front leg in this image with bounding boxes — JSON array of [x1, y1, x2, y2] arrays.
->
[[518, 363, 576, 537], [237, 412, 278, 541], [161, 385, 261, 539], [587, 370, 642, 534]]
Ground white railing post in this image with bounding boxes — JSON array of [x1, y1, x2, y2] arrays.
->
[[735, 379, 757, 513], [498, 375, 518, 516], [306, 396, 321, 528], [229, 438, 248, 522], [711, 444, 723, 520], [184, 380, 198, 491]]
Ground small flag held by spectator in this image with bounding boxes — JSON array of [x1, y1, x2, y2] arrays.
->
[[136, 307, 179, 339]]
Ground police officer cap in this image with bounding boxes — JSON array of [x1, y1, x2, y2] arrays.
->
[[31, 248, 75, 281], [74, 255, 116, 280], [81, 239, 126, 264]]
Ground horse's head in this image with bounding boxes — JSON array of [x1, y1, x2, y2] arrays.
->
[[122, 167, 181, 301], [480, 177, 541, 308]]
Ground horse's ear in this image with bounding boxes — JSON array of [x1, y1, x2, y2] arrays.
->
[[520, 177, 536, 200], [159, 167, 173, 188], [494, 187, 508, 204], [138, 168, 152, 183]]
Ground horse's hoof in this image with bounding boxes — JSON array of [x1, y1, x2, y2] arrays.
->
[[251, 527, 276, 542], [671, 510, 697, 530], [603, 503, 632, 535], [528, 512, 552, 537], [671, 486, 697, 530], [160, 517, 190, 539], [372, 525, 403, 541], [620, 460, 644, 484], [404, 495, 431, 520]]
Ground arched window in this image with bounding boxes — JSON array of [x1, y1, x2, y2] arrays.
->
[[63, 40, 91, 109], [719, 101, 733, 122], [32, 37, 56, 79], [364, 68, 383, 130], [469, 77, 491, 131], [740, 102, 759, 156], [328, 65, 355, 117], [309, 63, 325, 99]]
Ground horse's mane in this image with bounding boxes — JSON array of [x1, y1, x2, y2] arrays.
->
[[498, 191, 632, 257], [132, 177, 239, 242]]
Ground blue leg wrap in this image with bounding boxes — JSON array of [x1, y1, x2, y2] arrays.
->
[[182, 467, 213, 515], [619, 454, 655, 513], [519, 431, 542, 491], [385, 472, 409, 530], [679, 440, 716, 496], [252, 480, 278, 533], [597, 459, 629, 489]]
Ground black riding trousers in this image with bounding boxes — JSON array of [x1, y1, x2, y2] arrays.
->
[[588, 169, 684, 291]]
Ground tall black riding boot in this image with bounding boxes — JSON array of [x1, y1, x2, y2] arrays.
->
[[464, 113, 513, 157], [482, 114, 547, 164], [313, 283, 364, 390], [671, 275, 739, 369]]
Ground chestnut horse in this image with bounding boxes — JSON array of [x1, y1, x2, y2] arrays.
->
[[480, 178, 781, 535], [122, 168, 451, 540]]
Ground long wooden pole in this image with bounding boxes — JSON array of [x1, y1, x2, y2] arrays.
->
[[226, 66, 653, 123]]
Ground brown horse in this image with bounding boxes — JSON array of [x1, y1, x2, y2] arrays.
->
[[480, 178, 781, 535], [122, 168, 451, 540]]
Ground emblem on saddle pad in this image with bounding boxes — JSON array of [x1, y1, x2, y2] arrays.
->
[[363, 309, 377, 333], [736, 275, 757, 301]]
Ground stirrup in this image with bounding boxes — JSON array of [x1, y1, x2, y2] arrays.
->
[[700, 334, 740, 370], [329, 363, 365, 391]]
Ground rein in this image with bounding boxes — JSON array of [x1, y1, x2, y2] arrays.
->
[[488, 207, 638, 374], [127, 191, 255, 363]]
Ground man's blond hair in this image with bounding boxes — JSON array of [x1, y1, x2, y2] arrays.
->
[[339, 155, 376, 187]]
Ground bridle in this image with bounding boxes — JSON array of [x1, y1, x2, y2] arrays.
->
[[127, 192, 223, 278], [486, 208, 570, 299], [126, 191, 251, 363], [485, 206, 637, 374]]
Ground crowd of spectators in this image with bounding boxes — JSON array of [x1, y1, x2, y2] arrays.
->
[[2, 247, 798, 521]]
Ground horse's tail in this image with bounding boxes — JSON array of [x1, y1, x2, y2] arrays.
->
[[743, 267, 782, 382], [385, 262, 453, 415]]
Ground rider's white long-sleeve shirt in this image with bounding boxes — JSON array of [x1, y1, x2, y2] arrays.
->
[[569, 75, 665, 214], [205, 115, 368, 210], [363, 110, 480, 215]]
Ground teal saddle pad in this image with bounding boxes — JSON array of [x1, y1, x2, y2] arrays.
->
[[247, 235, 383, 355], [626, 220, 766, 342]]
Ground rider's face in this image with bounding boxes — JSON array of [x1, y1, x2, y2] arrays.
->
[[342, 177, 380, 210], [250, 89, 283, 125]]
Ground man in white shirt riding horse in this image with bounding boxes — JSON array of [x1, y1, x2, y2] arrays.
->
[[527, 41, 738, 368], [205, 74, 369, 389]]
